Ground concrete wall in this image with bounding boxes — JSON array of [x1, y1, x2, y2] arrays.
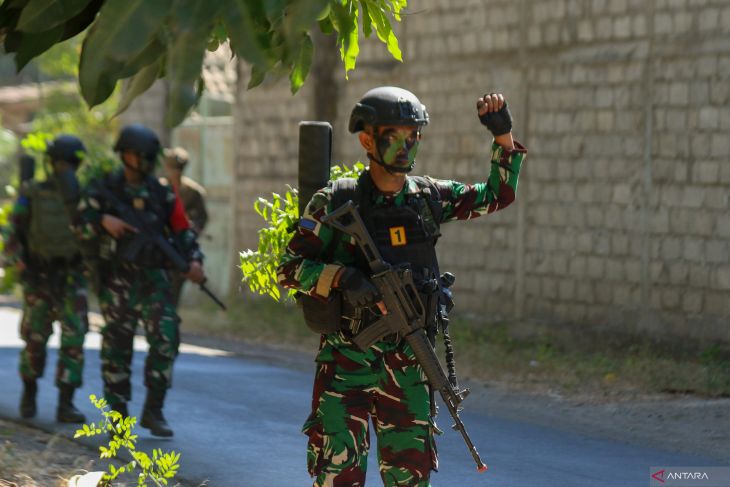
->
[[232, 0, 730, 347]]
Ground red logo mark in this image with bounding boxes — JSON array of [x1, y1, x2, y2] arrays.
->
[[652, 470, 666, 483]]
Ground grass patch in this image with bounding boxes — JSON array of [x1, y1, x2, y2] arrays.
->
[[181, 297, 730, 400], [180, 295, 319, 352]]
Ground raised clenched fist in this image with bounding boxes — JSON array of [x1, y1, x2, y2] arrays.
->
[[477, 93, 512, 136]]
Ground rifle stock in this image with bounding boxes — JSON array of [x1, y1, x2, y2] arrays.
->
[[321, 201, 487, 472]]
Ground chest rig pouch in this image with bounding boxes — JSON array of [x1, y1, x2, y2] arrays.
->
[[356, 174, 443, 337], [98, 172, 171, 267], [26, 181, 80, 262], [298, 172, 443, 335]]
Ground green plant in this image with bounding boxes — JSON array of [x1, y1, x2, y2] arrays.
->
[[0, 198, 18, 293], [2, 0, 408, 126], [74, 394, 181, 487], [239, 162, 365, 301], [700, 346, 730, 396]]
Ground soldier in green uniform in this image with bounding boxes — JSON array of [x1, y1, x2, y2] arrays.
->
[[3, 135, 89, 423], [71, 124, 206, 437], [278, 88, 527, 486], [160, 147, 208, 306]]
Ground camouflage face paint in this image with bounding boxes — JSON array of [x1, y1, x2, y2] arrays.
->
[[376, 127, 420, 172]]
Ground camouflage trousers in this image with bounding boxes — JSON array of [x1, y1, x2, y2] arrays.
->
[[19, 268, 88, 387], [98, 264, 180, 406], [169, 271, 185, 308], [303, 338, 437, 487]]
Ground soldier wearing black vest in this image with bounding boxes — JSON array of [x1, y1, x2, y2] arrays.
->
[[278, 87, 527, 486], [2, 135, 89, 423], [71, 124, 206, 437]]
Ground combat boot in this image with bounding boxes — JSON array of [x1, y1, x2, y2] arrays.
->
[[140, 389, 173, 437], [56, 384, 86, 423], [20, 379, 37, 418]]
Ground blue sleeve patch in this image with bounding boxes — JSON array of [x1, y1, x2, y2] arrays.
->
[[299, 218, 317, 231], [17, 195, 29, 206]]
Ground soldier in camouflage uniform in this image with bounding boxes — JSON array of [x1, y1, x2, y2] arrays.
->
[[72, 124, 206, 437], [3, 135, 89, 423], [160, 147, 208, 306], [278, 88, 527, 486]]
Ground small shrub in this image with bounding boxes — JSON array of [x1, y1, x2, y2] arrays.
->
[[74, 394, 181, 486]]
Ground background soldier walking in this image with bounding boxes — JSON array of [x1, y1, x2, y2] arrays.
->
[[161, 147, 208, 306], [69, 124, 206, 437], [278, 87, 527, 486], [3, 135, 89, 423]]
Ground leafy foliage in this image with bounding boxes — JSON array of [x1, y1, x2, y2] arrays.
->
[[1, 0, 408, 127], [239, 162, 364, 301], [0, 198, 18, 293], [74, 394, 181, 486]]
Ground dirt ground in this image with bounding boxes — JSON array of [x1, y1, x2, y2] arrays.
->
[[0, 418, 99, 487]]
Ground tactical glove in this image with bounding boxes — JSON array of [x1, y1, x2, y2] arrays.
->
[[478, 99, 512, 136], [337, 267, 382, 308]]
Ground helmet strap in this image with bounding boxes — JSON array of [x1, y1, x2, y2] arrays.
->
[[368, 153, 414, 174]]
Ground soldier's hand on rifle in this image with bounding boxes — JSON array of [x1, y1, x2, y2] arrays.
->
[[334, 267, 388, 314], [184, 260, 206, 284], [477, 92, 514, 149], [101, 214, 138, 238]]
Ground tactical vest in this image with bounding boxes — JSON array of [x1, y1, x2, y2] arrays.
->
[[301, 172, 444, 334], [26, 181, 79, 261], [98, 171, 171, 267], [349, 172, 443, 331]]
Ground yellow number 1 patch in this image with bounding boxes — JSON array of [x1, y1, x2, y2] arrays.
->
[[389, 226, 407, 246]]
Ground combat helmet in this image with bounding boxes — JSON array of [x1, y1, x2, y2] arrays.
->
[[114, 124, 161, 173], [349, 87, 428, 173], [46, 134, 86, 168], [348, 86, 429, 133]]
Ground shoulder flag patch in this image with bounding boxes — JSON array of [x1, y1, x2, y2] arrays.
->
[[299, 218, 318, 231]]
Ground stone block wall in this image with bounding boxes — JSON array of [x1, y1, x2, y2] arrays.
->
[[232, 0, 730, 347]]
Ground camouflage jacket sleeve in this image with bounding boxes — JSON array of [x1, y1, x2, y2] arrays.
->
[[435, 140, 527, 222], [277, 187, 342, 299], [2, 192, 31, 265]]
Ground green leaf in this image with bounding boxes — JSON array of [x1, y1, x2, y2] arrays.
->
[[359, 0, 372, 37], [114, 56, 163, 117], [330, 1, 359, 77], [17, 0, 92, 33], [264, 0, 285, 24], [13, 23, 65, 70], [283, 0, 329, 39], [117, 36, 166, 80], [247, 64, 267, 89], [164, 0, 221, 127], [0, 2, 24, 32], [362, 0, 401, 61], [223, 0, 269, 67], [317, 16, 334, 34], [79, 0, 173, 107]]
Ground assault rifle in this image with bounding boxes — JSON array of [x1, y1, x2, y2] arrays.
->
[[94, 183, 226, 311], [321, 201, 487, 473]]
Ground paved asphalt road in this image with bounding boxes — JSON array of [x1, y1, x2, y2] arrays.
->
[[0, 306, 719, 486]]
